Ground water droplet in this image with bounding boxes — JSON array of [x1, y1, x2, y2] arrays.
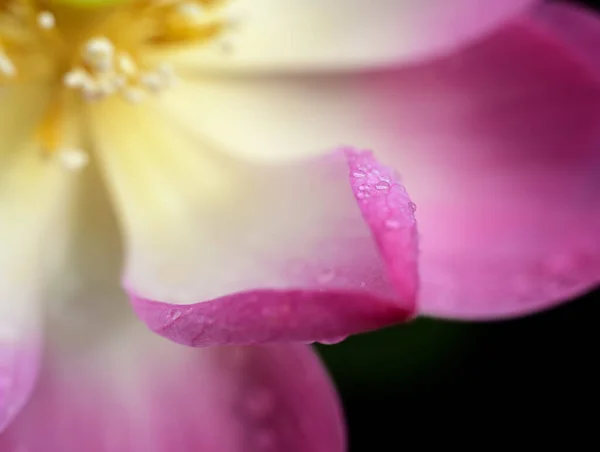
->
[[254, 429, 276, 451], [358, 184, 368, 191], [543, 254, 573, 274], [541, 254, 579, 288], [352, 171, 365, 178], [245, 387, 276, 419], [408, 202, 417, 213], [317, 269, 336, 284], [385, 219, 401, 229], [375, 181, 390, 191], [165, 309, 181, 322], [317, 336, 347, 345]]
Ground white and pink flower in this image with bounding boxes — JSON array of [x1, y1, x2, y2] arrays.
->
[[1, 0, 599, 450]]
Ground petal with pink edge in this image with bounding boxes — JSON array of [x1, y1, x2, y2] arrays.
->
[[166, 18, 600, 320], [168, 0, 538, 71], [0, 335, 344, 452], [386, 16, 600, 319], [0, 87, 74, 431], [126, 149, 418, 346], [87, 101, 417, 345], [0, 167, 344, 452]]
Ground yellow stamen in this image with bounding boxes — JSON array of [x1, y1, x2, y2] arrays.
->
[[36, 10, 55, 29], [35, 95, 64, 155], [1, 0, 235, 162]]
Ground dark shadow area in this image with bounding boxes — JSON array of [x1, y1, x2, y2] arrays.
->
[[320, 289, 600, 450]]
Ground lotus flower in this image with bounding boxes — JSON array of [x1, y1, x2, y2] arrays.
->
[[0, 0, 597, 450]]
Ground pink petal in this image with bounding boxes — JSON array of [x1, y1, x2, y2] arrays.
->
[[0, 117, 73, 431], [367, 17, 600, 318], [148, 11, 600, 325], [0, 333, 344, 452], [0, 160, 343, 450], [124, 149, 418, 346]]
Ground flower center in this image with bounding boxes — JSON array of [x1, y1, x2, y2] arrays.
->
[[0, 0, 234, 165]]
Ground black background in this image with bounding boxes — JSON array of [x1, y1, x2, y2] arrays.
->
[[319, 1, 600, 449]]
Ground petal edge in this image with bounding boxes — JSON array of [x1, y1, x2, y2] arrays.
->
[[124, 148, 419, 346]]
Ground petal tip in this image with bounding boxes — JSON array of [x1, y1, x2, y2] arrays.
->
[[127, 285, 413, 347], [343, 147, 420, 306]]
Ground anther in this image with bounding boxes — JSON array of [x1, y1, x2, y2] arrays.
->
[[59, 148, 89, 171], [83, 37, 115, 72], [63, 68, 89, 89], [0, 54, 16, 77], [176, 2, 205, 22], [37, 11, 56, 30]]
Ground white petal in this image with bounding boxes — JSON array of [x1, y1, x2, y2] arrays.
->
[[157, 77, 351, 164], [158, 75, 426, 169], [0, 85, 72, 429], [0, 155, 344, 452], [39, 155, 127, 352], [87, 98, 243, 302], [86, 99, 415, 342], [167, 0, 538, 72]]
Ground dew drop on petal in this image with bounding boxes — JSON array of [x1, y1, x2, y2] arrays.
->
[[317, 336, 347, 345], [408, 202, 417, 213], [316, 269, 336, 284], [384, 219, 401, 229], [163, 309, 182, 328], [254, 428, 277, 451], [244, 387, 276, 419], [543, 253, 573, 275]]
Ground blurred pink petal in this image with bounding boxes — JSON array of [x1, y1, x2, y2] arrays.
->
[[0, 168, 344, 450], [124, 149, 418, 346], [0, 337, 343, 452], [402, 10, 600, 318]]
